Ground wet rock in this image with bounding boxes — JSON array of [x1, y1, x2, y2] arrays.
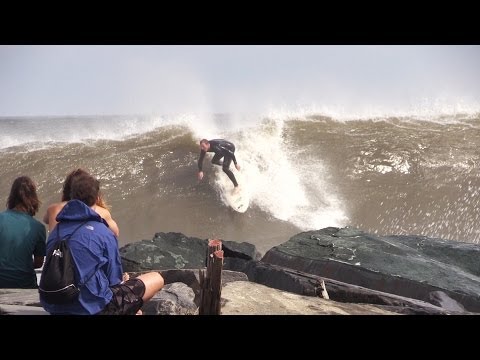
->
[[120, 232, 261, 272], [262, 227, 480, 312]]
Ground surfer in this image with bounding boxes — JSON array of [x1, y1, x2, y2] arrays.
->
[[197, 139, 241, 192]]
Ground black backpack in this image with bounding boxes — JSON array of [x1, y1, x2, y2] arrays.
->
[[39, 221, 88, 304]]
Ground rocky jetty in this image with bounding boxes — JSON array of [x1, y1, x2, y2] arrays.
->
[[2, 227, 478, 315], [261, 227, 480, 312], [119, 228, 479, 314]]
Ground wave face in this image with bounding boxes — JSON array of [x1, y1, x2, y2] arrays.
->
[[1, 110, 479, 254]]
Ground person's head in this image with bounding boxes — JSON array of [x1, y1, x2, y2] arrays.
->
[[62, 168, 110, 210], [200, 139, 210, 152], [6, 176, 41, 216], [62, 168, 90, 201], [69, 173, 100, 207]]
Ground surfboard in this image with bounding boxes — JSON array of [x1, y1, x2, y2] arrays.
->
[[223, 186, 249, 213], [213, 161, 250, 212]]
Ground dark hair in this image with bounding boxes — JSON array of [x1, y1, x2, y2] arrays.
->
[[7, 176, 41, 216], [62, 168, 90, 201], [69, 173, 100, 207], [200, 139, 209, 145], [61, 168, 110, 210]]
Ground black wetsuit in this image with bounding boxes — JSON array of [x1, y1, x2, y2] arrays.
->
[[198, 139, 238, 187]]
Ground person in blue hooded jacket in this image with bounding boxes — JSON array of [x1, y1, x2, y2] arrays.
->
[[40, 172, 164, 315]]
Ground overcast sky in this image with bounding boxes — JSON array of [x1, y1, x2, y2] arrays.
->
[[1, 45, 479, 116]]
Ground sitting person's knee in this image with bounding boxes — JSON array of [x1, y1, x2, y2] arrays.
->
[[156, 272, 164, 289], [138, 272, 164, 290], [149, 271, 164, 291]]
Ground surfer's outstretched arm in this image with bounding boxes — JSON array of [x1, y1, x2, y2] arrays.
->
[[197, 150, 206, 181], [198, 150, 206, 171]]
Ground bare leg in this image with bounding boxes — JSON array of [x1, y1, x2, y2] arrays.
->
[[137, 272, 164, 302]]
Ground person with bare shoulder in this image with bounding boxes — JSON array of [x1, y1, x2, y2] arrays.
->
[[0, 176, 47, 288], [43, 168, 119, 236]]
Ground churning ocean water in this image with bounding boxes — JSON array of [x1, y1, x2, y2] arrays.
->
[[1, 106, 479, 255]]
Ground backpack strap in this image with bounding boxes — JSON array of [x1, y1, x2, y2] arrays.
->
[[55, 220, 98, 287]]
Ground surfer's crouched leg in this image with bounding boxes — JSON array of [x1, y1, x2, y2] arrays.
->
[[211, 153, 223, 166], [223, 167, 239, 187]]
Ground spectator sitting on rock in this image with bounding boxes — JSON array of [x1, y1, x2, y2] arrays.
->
[[40, 172, 164, 315], [0, 176, 46, 289]]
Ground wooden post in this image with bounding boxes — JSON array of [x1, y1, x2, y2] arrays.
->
[[199, 239, 224, 315]]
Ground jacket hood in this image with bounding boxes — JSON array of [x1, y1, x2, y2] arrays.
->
[[56, 199, 107, 226]]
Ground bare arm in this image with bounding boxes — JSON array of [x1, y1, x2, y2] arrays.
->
[[198, 150, 206, 171], [95, 207, 120, 236], [43, 203, 66, 232], [106, 217, 120, 237]]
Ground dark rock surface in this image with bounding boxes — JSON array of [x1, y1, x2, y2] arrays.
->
[[239, 261, 457, 314], [261, 227, 480, 312], [427, 291, 465, 312], [120, 232, 261, 272]]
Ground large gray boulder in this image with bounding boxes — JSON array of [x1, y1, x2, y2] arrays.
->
[[239, 261, 458, 314], [261, 227, 480, 312], [142, 282, 198, 315], [220, 281, 398, 315], [120, 232, 261, 272]]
